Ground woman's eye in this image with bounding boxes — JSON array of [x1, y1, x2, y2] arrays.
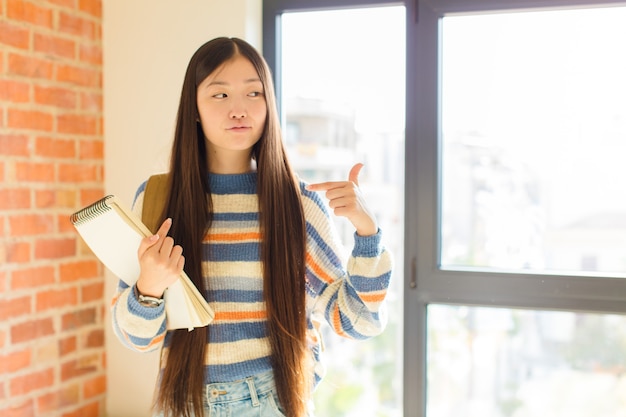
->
[[248, 91, 263, 97], [213, 93, 227, 99]]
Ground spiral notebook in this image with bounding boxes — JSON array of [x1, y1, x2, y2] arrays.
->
[[70, 195, 214, 330]]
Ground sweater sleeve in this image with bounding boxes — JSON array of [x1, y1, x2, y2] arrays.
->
[[301, 183, 393, 340], [110, 182, 167, 352]]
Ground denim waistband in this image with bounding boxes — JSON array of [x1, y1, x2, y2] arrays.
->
[[205, 371, 276, 405]]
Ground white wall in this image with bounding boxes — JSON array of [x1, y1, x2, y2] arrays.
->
[[102, 1, 261, 415]]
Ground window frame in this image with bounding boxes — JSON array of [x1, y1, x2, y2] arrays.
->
[[262, 1, 626, 416]]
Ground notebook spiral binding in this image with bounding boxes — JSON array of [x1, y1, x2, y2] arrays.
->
[[70, 195, 115, 226]]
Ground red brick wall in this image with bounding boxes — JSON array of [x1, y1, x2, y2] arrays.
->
[[0, 0, 105, 416]]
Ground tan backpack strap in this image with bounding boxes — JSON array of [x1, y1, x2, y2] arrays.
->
[[142, 173, 169, 234]]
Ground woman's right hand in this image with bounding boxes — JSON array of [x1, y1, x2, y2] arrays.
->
[[136, 218, 185, 298]]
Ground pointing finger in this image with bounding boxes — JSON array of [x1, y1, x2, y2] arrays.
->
[[305, 181, 343, 192], [305, 163, 365, 192]]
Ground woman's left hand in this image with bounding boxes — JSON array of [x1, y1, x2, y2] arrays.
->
[[305, 163, 378, 236]]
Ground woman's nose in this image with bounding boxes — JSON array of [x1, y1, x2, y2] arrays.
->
[[229, 103, 246, 119]]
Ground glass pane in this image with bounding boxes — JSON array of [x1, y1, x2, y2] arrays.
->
[[428, 304, 626, 417], [440, 7, 626, 276], [281, 6, 405, 417]]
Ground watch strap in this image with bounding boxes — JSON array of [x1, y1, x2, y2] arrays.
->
[[135, 286, 164, 307]]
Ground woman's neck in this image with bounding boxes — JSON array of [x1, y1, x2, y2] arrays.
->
[[207, 151, 256, 174]]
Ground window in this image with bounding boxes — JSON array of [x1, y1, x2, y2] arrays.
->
[[441, 8, 626, 276], [265, 2, 405, 416], [264, 1, 626, 416]]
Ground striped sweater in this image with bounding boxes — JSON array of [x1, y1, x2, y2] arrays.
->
[[111, 172, 392, 385]]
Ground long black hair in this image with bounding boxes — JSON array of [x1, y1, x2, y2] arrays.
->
[[155, 37, 309, 417]]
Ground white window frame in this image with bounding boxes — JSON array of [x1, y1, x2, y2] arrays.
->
[[263, 1, 626, 416]]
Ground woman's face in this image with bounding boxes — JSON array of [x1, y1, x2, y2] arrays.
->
[[196, 54, 267, 169]]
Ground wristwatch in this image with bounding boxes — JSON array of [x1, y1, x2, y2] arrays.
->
[[135, 286, 164, 308]]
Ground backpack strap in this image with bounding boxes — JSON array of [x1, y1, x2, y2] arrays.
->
[[142, 173, 169, 234]]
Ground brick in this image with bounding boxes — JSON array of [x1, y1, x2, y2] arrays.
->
[[79, 0, 102, 18], [81, 281, 103, 303], [35, 189, 55, 208], [79, 91, 103, 112], [61, 354, 99, 381], [37, 392, 57, 414], [36, 340, 59, 364], [9, 213, 55, 236], [58, 163, 100, 182], [61, 307, 95, 331], [8, 109, 54, 131], [57, 64, 100, 88], [59, 214, 76, 233], [62, 190, 81, 209], [58, 113, 98, 135], [0, 79, 30, 102], [59, 336, 77, 356], [0, 399, 35, 417], [79, 139, 103, 159], [36, 287, 78, 311], [79, 43, 102, 66], [37, 383, 80, 414], [15, 161, 56, 182], [35, 137, 76, 158], [10, 367, 55, 396], [47, 0, 75, 8], [0, 348, 32, 373], [0, 134, 30, 156], [0, 188, 31, 209], [11, 265, 55, 290], [62, 400, 101, 417], [6, 0, 54, 29], [35, 188, 77, 209], [85, 329, 103, 349], [5, 241, 31, 263], [35, 238, 75, 259], [34, 86, 78, 109], [61, 384, 81, 407], [0, 21, 30, 49], [59, 11, 97, 39], [83, 374, 105, 398], [8, 53, 54, 79], [49, 194, 81, 213], [34, 33, 76, 60], [60, 260, 99, 282], [79, 188, 104, 206], [11, 317, 55, 344], [0, 295, 31, 321]]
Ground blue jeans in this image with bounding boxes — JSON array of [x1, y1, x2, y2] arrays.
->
[[202, 371, 286, 417], [155, 371, 315, 417]]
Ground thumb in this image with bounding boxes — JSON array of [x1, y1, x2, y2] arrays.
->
[[348, 163, 364, 186], [138, 233, 160, 258]]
